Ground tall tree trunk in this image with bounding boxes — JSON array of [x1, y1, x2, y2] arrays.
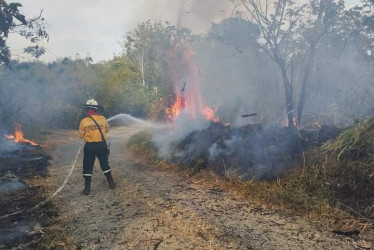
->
[[278, 60, 295, 128], [140, 50, 146, 87], [296, 0, 327, 125], [297, 44, 316, 125]]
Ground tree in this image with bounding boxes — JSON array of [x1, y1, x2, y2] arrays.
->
[[350, 0, 374, 62], [296, 0, 344, 124], [0, 0, 48, 66], [193, 18, 284, 123], [231, 0, 343, 126], [124, 20, 190, 92]]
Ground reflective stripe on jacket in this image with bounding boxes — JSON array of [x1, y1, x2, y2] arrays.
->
[[79, 115, 109, 142]]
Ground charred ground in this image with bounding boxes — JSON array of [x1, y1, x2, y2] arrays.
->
[[0, 144, 55, 248]]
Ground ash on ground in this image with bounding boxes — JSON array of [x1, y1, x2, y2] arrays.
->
[[0, 142, 54, 248]]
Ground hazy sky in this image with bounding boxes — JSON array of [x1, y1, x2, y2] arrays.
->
[[9, 0, 358, 63]]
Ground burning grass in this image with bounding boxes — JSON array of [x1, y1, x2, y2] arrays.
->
[[4, 124, 42, 147], [128, 116, 374, 233]]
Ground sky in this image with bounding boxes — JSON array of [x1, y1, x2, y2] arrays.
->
[[8, 0, 358, 63]]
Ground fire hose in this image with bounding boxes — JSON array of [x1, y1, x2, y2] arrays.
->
[[0, 142, 84, 220]]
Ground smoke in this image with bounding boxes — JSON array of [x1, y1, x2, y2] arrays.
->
[[0, 222, 41, 244], [131, 1, 374, 127], [208, 135, 240, 159], [146, 2, 374, 179], [190, 16, 374, 126], [0, 181, 27, 195], [192, 18, 283, 126], [152, 111, 210, 158], [134, 0, 231, 32], [305, 45, 374, 123], [0, 59, 95, 153], [0, 136, 18, 155]]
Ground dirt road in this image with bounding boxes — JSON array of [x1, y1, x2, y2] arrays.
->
[[45, 126, 363, 249]]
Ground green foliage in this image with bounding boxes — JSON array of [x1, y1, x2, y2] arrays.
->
[[123, 20, 195, 119], [0, 1, 48, 65], [92, 56, 163, 118], [127, 130, 160, 163], [125, 20, 190, 93]]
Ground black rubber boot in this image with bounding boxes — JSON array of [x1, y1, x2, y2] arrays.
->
[[105, 172, 116, 189], [82, 176, 91, 195]]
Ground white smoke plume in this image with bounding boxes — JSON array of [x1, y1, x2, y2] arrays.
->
[[152, 111, 210, 158], [134, 0, 231, 32]]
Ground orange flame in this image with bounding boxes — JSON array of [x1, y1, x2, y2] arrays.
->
[[283, 115, 297, 127], [202, 106, 219, 123], [5, 124, 39, 146], [166, 40, 219, 123], [166, 94, 185, 121]]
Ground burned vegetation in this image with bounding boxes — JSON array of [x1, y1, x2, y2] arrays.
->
[[170, 122, 341, 180], [0, 130, 55, 248]]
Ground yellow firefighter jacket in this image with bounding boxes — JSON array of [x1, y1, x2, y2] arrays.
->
[[79, 115, 109, 142]]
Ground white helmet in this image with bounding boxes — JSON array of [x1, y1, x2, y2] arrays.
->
[[85, 99, 99, 110]]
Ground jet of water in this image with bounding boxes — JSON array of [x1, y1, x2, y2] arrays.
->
[[107, 114, 168, 130]]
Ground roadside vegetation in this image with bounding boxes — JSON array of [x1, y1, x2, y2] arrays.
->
[[127, 117, 373, 231]]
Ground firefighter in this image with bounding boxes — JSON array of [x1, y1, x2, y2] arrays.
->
[[79, 99, 116, 195]]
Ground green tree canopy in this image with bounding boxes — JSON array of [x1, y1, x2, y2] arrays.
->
[[0, 0, 48, 65]]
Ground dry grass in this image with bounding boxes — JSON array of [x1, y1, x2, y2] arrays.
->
[[31, 164, 76, 249], [38, 224, 75, 250], [127, 130, 161, 164], [317, 117, 374, 223]]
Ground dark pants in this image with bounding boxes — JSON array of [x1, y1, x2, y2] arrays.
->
[[83, 142, 110, 177]]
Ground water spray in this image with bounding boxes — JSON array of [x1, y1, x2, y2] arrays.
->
[[108, 113, 168, 130]]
